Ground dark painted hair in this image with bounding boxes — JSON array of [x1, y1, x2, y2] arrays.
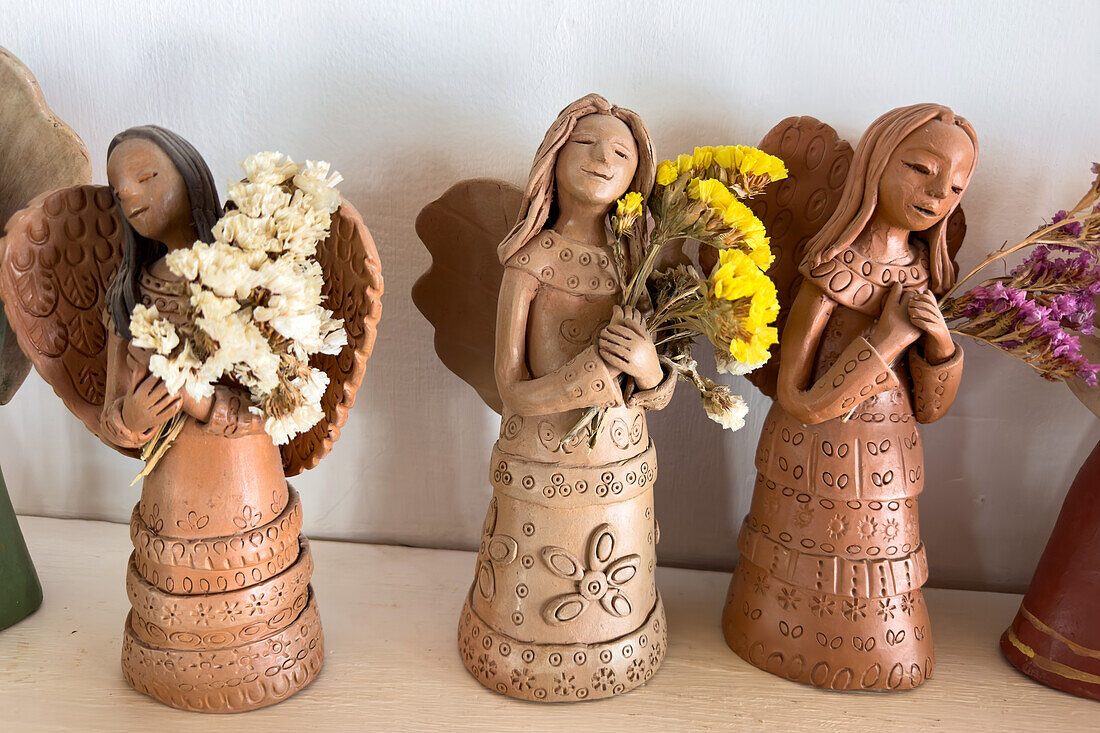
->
[[105, 125, 221, 336]]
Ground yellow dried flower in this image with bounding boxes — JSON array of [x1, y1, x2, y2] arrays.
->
[[712, 249, 763, 300], [688, 178, 736, 213], [691, 146, 716, 169], [656, 161, 679, 186], [709, 249, 779, 367], [613, 191, 645, 237], [676, 153, 696, 175], [617, 191, 644, 219], [749, 241, 774, 271], [733, 145, 788, 182], [721, 198, 755, 230], [731, 326, 778, 366], [713, 146, 737, 170]]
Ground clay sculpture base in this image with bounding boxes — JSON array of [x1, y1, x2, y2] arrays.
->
[[723, 557, 933, 691], [1000, 439, 1100, 701], [459, 591, 666, 701], [121, 487, 323, 713]]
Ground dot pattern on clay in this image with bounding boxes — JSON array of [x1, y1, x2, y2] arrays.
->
[[490, 443, 657, 507], [458, 591, 665, 701]]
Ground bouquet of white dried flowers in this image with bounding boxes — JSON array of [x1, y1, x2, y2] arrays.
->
[[129, 152, 347, 479]]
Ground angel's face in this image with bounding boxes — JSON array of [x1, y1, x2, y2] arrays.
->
[[106, 138, 192, 244], [876, 120, 975, 232], [554, 114, 638, 209]]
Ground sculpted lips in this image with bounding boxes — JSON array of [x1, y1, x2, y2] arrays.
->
[[582, 168, 613, 181], [128, 205, 149, 218], [912, 203, 937, 218]]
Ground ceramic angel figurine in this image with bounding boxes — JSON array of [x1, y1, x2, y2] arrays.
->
[[0, 46, 91, 630], [416, 94, 678, 701], [0, 126, 382, 712], [721, 105, 978, 690]]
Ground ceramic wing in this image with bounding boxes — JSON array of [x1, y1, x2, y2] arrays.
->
[[412, 178, 523, 414], [281, 200, 383, 476], [0, 185, 129, 452], [0, 46, 92, 404], [744, 117, 854, 399]]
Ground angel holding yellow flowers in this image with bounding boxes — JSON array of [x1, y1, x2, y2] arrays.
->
[[415, 94, 784, 702]]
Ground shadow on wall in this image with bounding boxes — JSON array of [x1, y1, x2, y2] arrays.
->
[[647, 349, 767, 575]]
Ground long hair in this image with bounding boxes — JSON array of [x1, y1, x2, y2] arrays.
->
[[105, 125, 221, 337], [497, 93, 656, 265], [802, 104, 978, 295]]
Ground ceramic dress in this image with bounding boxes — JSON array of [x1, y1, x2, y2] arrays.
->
[[721, 107, 977, 691], [416, 94, 679, 701]]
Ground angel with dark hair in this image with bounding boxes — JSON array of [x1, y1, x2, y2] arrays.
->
[[0, 126, 382, 712], [721, 105, 978, 690]]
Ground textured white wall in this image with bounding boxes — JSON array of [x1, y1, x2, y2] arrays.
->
[[1, 0, 1096, 592]]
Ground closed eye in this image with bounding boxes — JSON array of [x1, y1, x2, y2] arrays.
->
[[904, 162, 931, 175], [137, 171, 159, 183], [615, 149, 628, 158], [951, 185, 963, 194]]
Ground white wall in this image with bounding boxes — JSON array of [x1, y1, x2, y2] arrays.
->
[[2, 0, 1096, 592]]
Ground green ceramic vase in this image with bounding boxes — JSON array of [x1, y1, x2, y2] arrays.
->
[[0, 466, 40, 630]]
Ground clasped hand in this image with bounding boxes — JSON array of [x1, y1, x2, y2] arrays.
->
[[597, 305, 663, 391], [120, 344, 265, 438], [870, 284, 955, 363]]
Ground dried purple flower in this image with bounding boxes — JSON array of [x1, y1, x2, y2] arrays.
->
[[1078, 363, 1100, 388]]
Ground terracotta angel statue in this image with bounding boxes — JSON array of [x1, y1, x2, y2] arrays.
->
[[721, 105, 978, 690], [0, 46, 91, 630], [1001, 308, 1100, 701], [0, 125, 382, 712], [415, 94, 680, 701]]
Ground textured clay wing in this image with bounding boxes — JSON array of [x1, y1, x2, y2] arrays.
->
[[281, 200, 383, 476], [0, 185, 127, 450], [746, 117, 854, 399], [412, 178, 522, 414], [0, 45, 93, 403]]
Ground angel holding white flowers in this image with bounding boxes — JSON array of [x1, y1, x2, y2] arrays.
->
[[0, 125, 382, 712]]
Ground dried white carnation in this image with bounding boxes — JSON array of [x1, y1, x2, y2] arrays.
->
[[715, 348, 766, 377], [293, 160, 343, 214], [149, 341, 207, 399], [240, 151, 298, 186], [149, 150, 348, 444], [129, 304, 179, 354], [702, 388, 749, 432]]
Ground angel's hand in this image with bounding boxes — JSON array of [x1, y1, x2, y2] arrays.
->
[[908, 290, 955, 363], [202, 386, 267, 438], [869, 283, 921, 363], [598, 305, 663, 390], [180, 391, 215, 423], [121, 371, 182, 435]]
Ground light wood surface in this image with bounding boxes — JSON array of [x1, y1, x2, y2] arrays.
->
[[1, 516, 1095, 731]]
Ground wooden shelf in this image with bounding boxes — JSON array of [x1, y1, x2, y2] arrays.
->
[[1, 516, 1094, 730]]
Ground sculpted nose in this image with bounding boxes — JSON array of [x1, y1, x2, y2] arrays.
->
[[592, 143, 611, 164], [928, 176, 950, 199]]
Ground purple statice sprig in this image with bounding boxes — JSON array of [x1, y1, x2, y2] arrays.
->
[[939, 164, 1100, 387]]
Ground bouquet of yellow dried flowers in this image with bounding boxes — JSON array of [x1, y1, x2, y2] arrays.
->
[[564, 146, 786, 448], [129, 151, 347, 480]]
